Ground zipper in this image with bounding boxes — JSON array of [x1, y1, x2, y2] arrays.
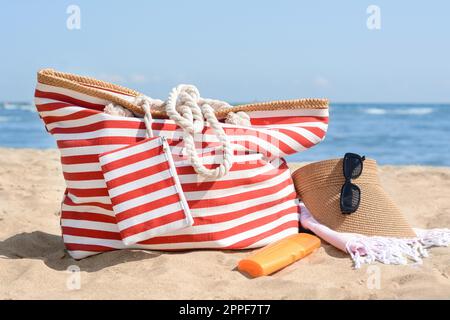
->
[[160, 136, 193, 225]]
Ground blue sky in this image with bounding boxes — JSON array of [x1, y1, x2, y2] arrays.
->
[[0, 1, 449, 103]]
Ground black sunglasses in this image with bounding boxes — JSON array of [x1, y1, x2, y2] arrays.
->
[[340, 153, 365, 214]]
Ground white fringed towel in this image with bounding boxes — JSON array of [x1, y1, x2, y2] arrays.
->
[[299, 203, 450, 268]]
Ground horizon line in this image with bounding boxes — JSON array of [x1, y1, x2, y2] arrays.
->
[[1, 100, 449, 105]]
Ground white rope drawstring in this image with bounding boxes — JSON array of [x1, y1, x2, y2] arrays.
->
[[226, 111, 251, 126], [104, 103, 134, 118], [166, 84, 234, 179], [133, 85, 234, 179], [135, 96, 155, 138], [105, 92, 250, 127]]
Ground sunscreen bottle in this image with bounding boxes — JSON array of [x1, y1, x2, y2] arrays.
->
[[238, 233, 321, 278]]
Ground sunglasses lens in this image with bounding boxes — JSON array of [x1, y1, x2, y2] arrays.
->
[[344, 154, 363, 179], [340, 183, 361, 214]]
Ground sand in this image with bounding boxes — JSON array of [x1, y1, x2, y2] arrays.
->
[[0, 148, 449, 300]]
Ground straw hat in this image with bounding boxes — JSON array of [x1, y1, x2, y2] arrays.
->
[[292, 158, 416, 238]]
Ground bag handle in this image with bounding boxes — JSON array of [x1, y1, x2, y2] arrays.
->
[[135, 96, 154, 138], [37, 69, 329, 119], [137, 85, 234, 179]]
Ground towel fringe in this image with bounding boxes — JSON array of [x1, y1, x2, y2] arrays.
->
[[346, 228, 450, 269]]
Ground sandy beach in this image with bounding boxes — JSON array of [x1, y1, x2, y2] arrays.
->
[[0, 148, 449, 300]]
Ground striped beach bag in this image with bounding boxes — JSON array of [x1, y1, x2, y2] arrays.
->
[[35, 69, 329, 259]]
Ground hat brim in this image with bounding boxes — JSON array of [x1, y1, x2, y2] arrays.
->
[[293, 159, 417, 238]]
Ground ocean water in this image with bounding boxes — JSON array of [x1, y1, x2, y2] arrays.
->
[[0, 102, 449, 166], [287, 103, 450, 167]]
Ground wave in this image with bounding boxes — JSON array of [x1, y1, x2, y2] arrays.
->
[[364, 108, 387, 115], [0, 116, 22, 122], [363, 107, 435, 116], [0, 103, 35, 112]]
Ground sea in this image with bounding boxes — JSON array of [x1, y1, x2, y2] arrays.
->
[[0, 102, 449, 167]]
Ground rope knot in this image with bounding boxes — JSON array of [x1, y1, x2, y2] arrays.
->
[[159, 85, 235, 179]]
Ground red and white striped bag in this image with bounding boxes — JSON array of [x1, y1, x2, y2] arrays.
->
[[35, 69, 329, 259]]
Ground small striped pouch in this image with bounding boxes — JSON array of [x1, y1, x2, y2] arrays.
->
[[98, 136, 193, 246]]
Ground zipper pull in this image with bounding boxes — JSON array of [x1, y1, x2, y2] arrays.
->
[[160, 136, 169, 151]]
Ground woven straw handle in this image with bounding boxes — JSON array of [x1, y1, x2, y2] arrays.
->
[[37, 69, 329, 119]]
